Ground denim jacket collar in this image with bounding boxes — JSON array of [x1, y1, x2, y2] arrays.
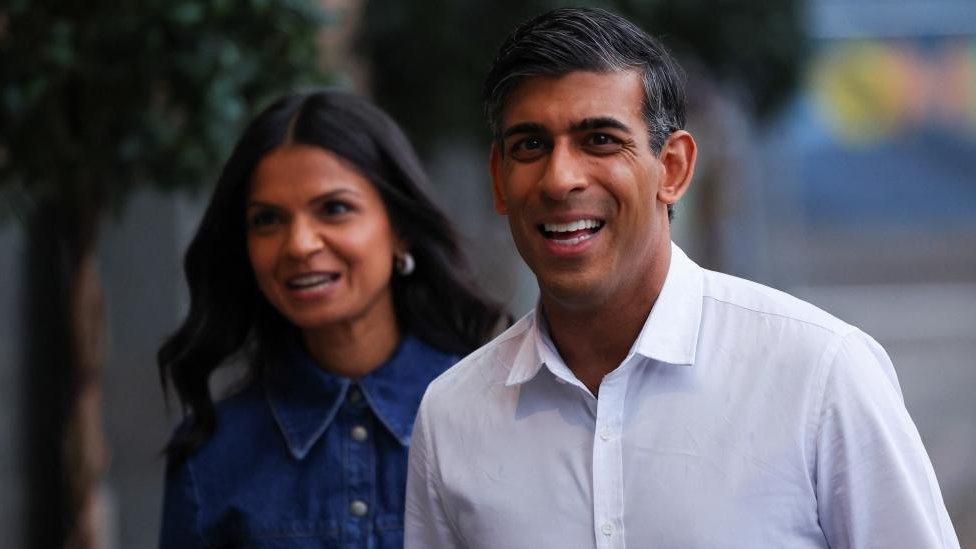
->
[[265, 335, 453, 460]]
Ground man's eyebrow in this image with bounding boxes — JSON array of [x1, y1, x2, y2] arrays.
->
[[501, 122, 546, 139], [571, 117, 632, 133]]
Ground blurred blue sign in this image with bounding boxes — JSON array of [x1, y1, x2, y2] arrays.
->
[[782, 36, 976, 227]]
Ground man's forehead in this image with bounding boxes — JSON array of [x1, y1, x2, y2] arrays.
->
[[500, 69, 645, 130]]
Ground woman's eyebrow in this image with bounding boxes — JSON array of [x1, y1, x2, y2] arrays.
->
[[246, 188, 361, 209], [308, 188, 359, 204], [245, 199, 280, 210]]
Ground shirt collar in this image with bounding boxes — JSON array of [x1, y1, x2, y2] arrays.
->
[[505, 241, 703, 387], [265, 335, 456, 460], [632, 242, 703, 365]]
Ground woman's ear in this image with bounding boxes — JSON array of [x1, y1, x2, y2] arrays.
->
[[657, 130, 697, 206], [395, 235, 411, 259]]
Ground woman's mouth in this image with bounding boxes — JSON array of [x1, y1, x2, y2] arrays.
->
[[285, 272, 340, 290]]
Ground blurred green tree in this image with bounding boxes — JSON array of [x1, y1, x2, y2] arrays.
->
[[0, 2, 330, 547]]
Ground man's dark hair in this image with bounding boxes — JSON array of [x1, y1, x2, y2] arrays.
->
[[483, 7, 687, 218]]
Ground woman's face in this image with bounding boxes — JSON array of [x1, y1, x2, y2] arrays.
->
[[246, 144, 401, 335]]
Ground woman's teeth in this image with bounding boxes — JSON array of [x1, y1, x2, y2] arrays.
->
[[287, 273, 338, 289]]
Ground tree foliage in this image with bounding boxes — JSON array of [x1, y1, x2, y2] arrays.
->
[[0, 3, 333, 546], [0, 0, 332, 217], [358, 0, 806, 153]]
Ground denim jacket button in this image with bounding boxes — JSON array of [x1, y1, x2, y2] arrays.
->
[[350, 500, 369, 517], [351, 425, 368, 442]]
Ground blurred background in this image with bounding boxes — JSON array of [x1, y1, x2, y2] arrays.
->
[[1, 0, 974, 547]]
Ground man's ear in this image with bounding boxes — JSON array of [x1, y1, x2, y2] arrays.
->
[[657, 130, 697, 206], [489, 143, 507, 214]]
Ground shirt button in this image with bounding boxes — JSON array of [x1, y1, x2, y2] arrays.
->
[[347, 388, 362, 404], [351, 425, 368, 442], [600, 428, 612, 441], [601, 522, 614, 536], [349, 500, 368, 517]]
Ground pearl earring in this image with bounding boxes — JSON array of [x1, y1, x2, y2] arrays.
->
[[396, 252, 415, 275]]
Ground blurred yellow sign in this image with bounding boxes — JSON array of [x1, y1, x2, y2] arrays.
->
[[812, 40, 976, 146]]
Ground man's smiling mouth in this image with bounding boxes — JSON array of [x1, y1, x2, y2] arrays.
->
[[539, 219, 604, 246]]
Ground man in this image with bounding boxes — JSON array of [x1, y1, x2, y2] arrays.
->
[[405, 7, 959, 548]]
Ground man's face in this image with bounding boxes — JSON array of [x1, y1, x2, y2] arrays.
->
[[491, 70, 687, 311]]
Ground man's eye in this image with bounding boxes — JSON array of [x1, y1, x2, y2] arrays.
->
[[509, 137, 549, 161], [247, 210, 281, 230], [519, 137, 546, 150], [585, 133, 622, 150]]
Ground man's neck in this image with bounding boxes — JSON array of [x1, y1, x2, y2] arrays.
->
[[541, 247, 671, 396]]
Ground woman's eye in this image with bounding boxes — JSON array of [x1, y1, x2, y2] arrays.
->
[[509, 136, 549, 161], [247, 210, 281, 230], [322, 201, 352, 216]]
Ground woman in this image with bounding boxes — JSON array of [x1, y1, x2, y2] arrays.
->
[[158, 90, 505, 548]]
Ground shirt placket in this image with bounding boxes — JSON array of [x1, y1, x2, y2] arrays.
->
[[341, 384, 375, 548], [592, 362, 630, 549]]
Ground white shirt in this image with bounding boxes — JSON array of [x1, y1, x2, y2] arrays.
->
[[405, 243, 959, 549]]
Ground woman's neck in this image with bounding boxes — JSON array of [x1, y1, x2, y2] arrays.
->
[[300, 300, 401, 379]]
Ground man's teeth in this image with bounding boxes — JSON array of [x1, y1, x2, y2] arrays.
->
[[288, 273, 337, 288], [543, 219, 602, 233], [540, 219, 603, 246], [552, 233, 594, 246]]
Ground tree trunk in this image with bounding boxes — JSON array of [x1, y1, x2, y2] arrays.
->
[[24, 196, 108, 549]]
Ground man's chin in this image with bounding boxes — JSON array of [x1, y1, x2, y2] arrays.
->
[[536, 272, 610, 313]]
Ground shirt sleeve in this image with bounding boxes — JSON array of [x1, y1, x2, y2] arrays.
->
[[158, 455, 205, 549], [815, 330, 960, 549], [405, 393, 463, 549]]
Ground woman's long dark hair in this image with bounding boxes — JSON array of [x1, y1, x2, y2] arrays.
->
[[158, 90, 506, 464]]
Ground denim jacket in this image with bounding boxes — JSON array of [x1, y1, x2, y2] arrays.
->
[[159, 336, 456, 548]]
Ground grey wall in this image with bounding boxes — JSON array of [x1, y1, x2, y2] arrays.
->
[[98, 189, 206, 549]]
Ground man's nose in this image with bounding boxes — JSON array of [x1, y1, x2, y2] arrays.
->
[[540, 142, 587, 201], [284, 216, 324, 258]]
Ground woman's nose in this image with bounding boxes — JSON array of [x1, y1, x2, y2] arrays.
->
[[284, 216, 324, 258]]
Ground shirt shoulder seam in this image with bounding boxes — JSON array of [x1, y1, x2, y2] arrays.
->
[[428, 317, 533, 392], [702, 294, 855, 337]]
